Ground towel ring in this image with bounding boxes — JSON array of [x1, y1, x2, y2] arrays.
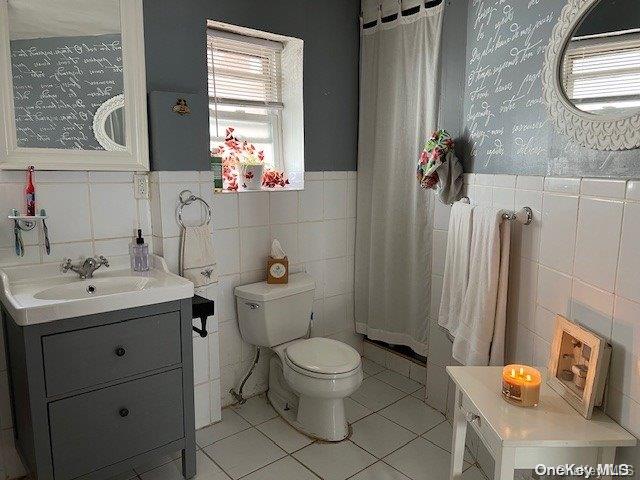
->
[[177, 189, 212, 228]]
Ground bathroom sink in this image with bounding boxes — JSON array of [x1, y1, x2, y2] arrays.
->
[[0, 255, 194, 325], [33, 276, 159, 301]]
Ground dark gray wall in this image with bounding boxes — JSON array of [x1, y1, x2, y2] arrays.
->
[[438, 0, 469, 160], [142, 0, 360, 171], [457, 0, 640, 177]]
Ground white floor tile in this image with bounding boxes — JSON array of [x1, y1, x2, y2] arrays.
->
[[411, 386, 426, 401], [350, 378, 406, 411], [345, 397, 373, 423], [422, 421, 474, 463], [351, 414, 416, 458], [292, 441, 376, 480], [462, 466, 488, 480], [256, 417, 314, 453], [379, 396, 445, 435], [361, 358, 385, 376], [196, 409, 251, 447], [240, 456, 319, 480], [203, 429, 286, 479], [385, 438, 471, 480], [349, 462, 411, 480], [232, 394, 278, 425], [141, 451, 229, 480], [374, 370, 422, 394]]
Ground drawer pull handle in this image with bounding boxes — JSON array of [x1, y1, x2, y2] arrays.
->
[[119, 408, 130, 418], [115, 347, 126, 357], [245, 303, 260, 310]]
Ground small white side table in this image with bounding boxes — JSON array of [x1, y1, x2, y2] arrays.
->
[[446, 366, 636, 480]]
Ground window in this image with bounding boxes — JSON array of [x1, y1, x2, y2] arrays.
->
[[207, 30, 283, 171], [206, 23, 304, 192], [563, 32, 640, 114]]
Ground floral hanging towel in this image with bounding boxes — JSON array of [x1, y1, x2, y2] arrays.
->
[[416, 129, 464, 205]]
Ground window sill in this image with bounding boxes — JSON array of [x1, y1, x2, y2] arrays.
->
[[212, 184, 304, 194]]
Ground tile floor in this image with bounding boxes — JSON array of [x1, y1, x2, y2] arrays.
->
[[127, 361, 487, 480]]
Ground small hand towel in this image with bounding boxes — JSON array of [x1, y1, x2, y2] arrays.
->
[[434, 150, 464, 205], [438, 201, 474, 337], [452, 206, 510, 366], [180, 225, 218, 287]]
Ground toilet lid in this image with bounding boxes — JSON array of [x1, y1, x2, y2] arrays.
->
[[285, 338, 360, 374]]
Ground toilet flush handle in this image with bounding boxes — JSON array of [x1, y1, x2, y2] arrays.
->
[[245, 302, 260, 310]]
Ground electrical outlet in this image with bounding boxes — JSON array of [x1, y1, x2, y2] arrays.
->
[[134, 174, 149, 199]]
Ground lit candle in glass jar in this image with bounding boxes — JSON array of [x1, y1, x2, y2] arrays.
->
[[501, 364, 541, 407]]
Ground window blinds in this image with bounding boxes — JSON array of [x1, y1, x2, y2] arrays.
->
[[207, 29, 283, 108], [563, 36, 640, 106]]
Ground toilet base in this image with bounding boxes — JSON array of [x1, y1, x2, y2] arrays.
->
[[267, 356, 350, 442]]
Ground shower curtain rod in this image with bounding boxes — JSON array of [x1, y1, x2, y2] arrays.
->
[[459, 197, 533, 225]]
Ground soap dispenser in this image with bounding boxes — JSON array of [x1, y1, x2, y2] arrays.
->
[[130, 229, 149, 272]]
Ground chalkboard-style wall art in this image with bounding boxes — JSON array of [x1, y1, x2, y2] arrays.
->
[[461, 0, 640, 177], [10, 34, 124, 150]]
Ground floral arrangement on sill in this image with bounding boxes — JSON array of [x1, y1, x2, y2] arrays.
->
[[212, 127, 289, 192]]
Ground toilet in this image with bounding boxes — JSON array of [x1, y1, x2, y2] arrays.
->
[[235, 273, 363, 442]]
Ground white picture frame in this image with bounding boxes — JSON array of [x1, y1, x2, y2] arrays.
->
[[547, 315, 611, 420], [0, 0, 149, 171]]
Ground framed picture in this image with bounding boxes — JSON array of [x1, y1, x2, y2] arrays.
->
[[547, 315, 611, 419]]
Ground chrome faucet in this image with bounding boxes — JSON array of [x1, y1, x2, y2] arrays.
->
[[61, 256, 110, 279]]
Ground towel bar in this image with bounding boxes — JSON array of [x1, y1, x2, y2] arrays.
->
[[458, 197, 533, 225], [177, 189, 212, 228]]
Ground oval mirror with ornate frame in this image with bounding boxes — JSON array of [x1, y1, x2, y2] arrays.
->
[[93, 94, 126, 152], [542, 0, 640, 151]]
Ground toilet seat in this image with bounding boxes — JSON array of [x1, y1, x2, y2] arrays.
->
[[285, 338, 360, 377]]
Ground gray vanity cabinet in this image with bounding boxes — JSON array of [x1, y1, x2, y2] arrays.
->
[[1, 300, 196, 480]]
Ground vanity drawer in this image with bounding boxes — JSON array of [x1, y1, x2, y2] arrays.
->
[[43, 312, 182, 396], [461, 394, 500, 454], [49, 369, 184, 480]]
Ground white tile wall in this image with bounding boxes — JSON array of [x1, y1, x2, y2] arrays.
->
[[150, 171, 362, 411], [0, 172, 150, 267], [424, 173, 640, 474]]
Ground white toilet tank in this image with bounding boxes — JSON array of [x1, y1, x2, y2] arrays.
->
[[234, 273, 315, 347]]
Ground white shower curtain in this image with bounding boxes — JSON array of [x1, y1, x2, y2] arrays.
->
[[354, 1, 444, 356]]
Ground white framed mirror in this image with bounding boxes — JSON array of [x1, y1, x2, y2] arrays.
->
[[0, 0, 149, 170], [542, 0, 640, 151]]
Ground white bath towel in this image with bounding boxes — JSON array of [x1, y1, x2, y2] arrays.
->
[[180, 225, 218, 287], [452, 206, 510, 366], [438, 201, 474, 337]]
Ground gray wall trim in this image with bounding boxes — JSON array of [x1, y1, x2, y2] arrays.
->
[[142, 0, 360, 172]]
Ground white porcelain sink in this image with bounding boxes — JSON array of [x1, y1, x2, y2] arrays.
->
[[0, 255, 194, 325], [33, 276, 159, 301]]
